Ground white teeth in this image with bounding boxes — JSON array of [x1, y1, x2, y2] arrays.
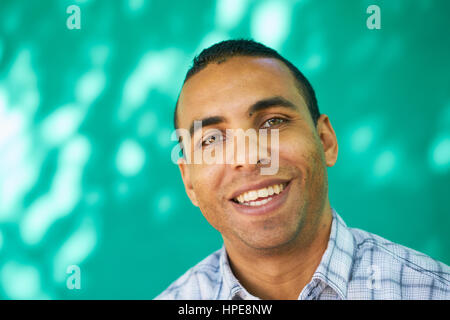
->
[[273, 185, 280, 194], [241, 197, 273, 207], [258, 188, 268, 198], [234, 183, 286, 205], [243, 191, 258, 202]]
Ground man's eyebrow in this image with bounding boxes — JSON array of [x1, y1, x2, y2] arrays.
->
[[189, 116, 226, 136], [188, 96, 298, 135], [247, 96, 298, 116]]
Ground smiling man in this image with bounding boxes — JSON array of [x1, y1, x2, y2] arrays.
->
[[156, 39, 450, 300]]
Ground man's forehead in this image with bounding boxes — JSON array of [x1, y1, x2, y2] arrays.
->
[[177, 56, 302, 128], [181, 56, 294, 100]]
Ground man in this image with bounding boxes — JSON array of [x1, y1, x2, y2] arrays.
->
[[156, 39, 450, 300]]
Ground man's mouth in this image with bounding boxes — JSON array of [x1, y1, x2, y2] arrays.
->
[[231, 182, 289, 207]]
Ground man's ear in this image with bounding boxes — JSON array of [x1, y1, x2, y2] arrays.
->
[[178, 158, 199, 207], [316, 114, 338, 167]]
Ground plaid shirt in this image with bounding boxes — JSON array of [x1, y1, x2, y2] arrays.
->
[[155, 208, 450, 300]]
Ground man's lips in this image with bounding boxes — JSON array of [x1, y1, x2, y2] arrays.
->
[[228, 178, 292, 201], [229, 180, 292, 216]]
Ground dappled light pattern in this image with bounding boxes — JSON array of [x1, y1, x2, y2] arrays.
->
[[0, 0, 449, 299]]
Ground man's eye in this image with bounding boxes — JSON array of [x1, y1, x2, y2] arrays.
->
[[202, 134, 223, 147], [261, 117, 287, 129]]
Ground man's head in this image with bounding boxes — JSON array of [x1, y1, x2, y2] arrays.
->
[[175, 39, 338, 253], [174, 39, 320, 131]]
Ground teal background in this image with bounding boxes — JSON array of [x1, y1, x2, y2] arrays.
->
[[0, 0, 449, 299]]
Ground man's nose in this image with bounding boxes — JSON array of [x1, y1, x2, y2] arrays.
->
[[226, 132, 271, 171]]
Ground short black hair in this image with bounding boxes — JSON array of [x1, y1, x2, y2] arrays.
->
[[173, 39, 320, 130]]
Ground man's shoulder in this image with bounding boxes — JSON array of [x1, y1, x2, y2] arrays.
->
[[154, 248, 223, 300], [348, 227, 450, 298]]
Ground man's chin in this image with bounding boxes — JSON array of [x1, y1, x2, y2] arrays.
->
[[235, 230, 301, 254]]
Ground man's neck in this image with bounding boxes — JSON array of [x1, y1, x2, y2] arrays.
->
[[224, 207, 333, 300]]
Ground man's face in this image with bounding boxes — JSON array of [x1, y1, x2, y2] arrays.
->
[[177, 56, 338, 251]]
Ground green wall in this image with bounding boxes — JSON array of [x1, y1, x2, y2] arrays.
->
[[0, 0, 449, 299]]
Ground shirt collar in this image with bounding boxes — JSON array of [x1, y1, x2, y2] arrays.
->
[[309, 207, 355, 299], [215, 207, 355, 300], [215, 242, 259, 299]]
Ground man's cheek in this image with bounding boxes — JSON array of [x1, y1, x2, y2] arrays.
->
[[281, 136, 315, 160], [193, 174, 222, 207], [196, 196, 226, 231]]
